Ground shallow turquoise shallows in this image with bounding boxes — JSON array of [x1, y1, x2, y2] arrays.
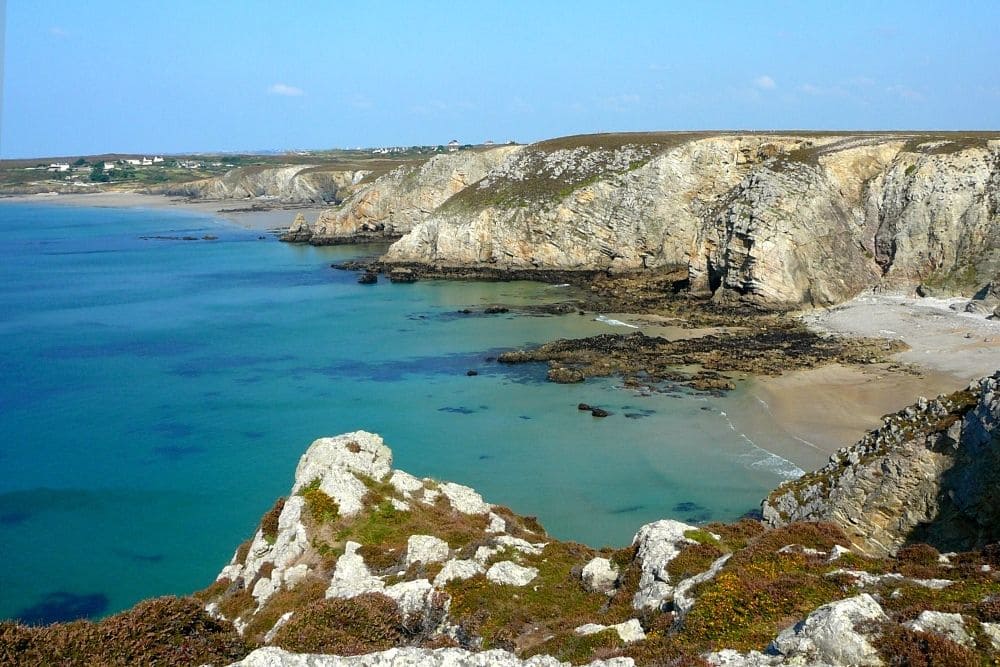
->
[[0, 203, 800, 624]]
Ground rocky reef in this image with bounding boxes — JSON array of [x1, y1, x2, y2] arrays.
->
[[288, 132, 1000, 310], [9, 405, 1000, 665], [764, 371, 1000, 558], [158, 165, 370, 205]]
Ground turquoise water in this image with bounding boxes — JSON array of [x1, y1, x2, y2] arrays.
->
[[0, 202, 800, 624]]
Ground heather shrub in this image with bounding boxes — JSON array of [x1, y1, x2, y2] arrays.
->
[[0, 596, 247, 666], [896, 543, 940, 566], [271, 593, 405, 654], [260, 497, 286, 544], [873, 623, 979, 667]]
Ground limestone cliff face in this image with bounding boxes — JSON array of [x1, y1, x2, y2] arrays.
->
[[372, 133, 1000, 309], [385, 136, 804, 274], [306, 146, 523, 243], [868, 140, 1000, 291], [161, 166, 369, 204], [763, 371, 1000, 557]]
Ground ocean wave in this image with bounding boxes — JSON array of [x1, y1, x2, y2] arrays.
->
[[719, 410, 805, 480], [594, 315, 639, 329]]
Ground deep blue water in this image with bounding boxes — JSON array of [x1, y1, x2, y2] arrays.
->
[[0, 202, 800, 623]]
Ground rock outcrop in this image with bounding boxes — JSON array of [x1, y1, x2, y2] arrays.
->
[[302, 146, 523, 244], [362, 132, 1000, 309], [160, 165, 369, 204], [231, 646, 634, 666], [11, 427, 1000, 665], [763, 371, 1000, 556]]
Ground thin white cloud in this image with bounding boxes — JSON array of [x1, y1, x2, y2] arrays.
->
[[49, 26, 69, 38], [753, 75, 777, 90], [268, 83, 304, 97]]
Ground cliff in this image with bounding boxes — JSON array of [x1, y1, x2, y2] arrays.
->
[[158, 165, 370, 204], [286, 132, 1000, 310], [305, 146, 522, 244], [763, 371, 1000, 557], [7, 424, 1000, 665]]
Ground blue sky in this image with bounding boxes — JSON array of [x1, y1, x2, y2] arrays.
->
[[2, 1, 998, 157]]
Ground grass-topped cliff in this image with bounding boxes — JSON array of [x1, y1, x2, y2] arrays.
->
[[272, 130, 1000, 310], [6, 382, 1000, 667]]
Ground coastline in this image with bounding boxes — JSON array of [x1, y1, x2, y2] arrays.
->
[[594, 297, 1000, 473], [0, 191, 325, 232], [748, 293, 1000, 466], [8, 191, 998, 476]]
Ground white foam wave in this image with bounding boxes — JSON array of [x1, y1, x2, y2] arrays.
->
[[551, 283, 571, 288], [594, 315, 639, 329], [718, 410, 805, 480]]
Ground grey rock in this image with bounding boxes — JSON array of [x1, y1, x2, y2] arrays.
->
[[903, 610, 973, 647], [769, 593, 888, 665]]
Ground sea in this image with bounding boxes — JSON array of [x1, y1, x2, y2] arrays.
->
[[0, 202, 805, 624]]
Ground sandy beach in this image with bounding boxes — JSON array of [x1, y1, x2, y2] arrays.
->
[[0, 191, 326, 232], [748, 293, 1000, 468]]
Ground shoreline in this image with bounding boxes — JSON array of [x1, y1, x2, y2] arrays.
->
[[586, 299, 999, 473], [745, 293, 1000, 469], [0, 191, 326, 232], [7, 193, 996, 475]]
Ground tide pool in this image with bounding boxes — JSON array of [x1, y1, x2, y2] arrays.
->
[[0, 202, 800, 623]]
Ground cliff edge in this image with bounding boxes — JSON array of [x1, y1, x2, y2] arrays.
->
[[287, 132, 1000, 310], [764, 371, 1000, 557]]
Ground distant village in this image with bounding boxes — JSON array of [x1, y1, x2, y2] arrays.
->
[[368, 139, 508, 155]]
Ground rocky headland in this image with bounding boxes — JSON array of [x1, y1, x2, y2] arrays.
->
[[764, 371, 1000, 558], [156, 165, 372, 206], [287, 132, 1000, 312], [6, 383, 1000, 666]]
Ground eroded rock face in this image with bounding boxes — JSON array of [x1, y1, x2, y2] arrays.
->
[[378, 133, 1000, 309], [630, 519, 699, 611], [162, 165, 367, 204], [763, 371, 1000, 556], [581, 557, 619, 595], [305, 146, 523, 243]]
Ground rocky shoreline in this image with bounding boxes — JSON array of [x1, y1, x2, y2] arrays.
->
[[7, 389, 1000, 665]]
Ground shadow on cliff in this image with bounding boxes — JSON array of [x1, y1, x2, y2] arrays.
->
[[906, 426, 1000, 553]]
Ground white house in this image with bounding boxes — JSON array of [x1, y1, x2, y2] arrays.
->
[[47, 163, 70, 172], [152, 156, 164, 163], [447, 139, 460, 151], [103, 161, 116, 171]]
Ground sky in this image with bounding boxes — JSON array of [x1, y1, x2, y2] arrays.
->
[[2, 1, 999, 158]]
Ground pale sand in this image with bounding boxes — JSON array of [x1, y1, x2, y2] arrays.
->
[[747, 293, 1000, 469], [0, 191, 326, 232]]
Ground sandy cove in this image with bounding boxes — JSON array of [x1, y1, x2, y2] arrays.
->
[[0, 191, 318, 232], [593, 297, 1000, 473], [750, 294, 1000, 468]]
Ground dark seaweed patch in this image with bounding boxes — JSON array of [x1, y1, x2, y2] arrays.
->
[[438, 406, 476, 415], [0, 510, 30, 526], [610, 504, 645, 515]]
